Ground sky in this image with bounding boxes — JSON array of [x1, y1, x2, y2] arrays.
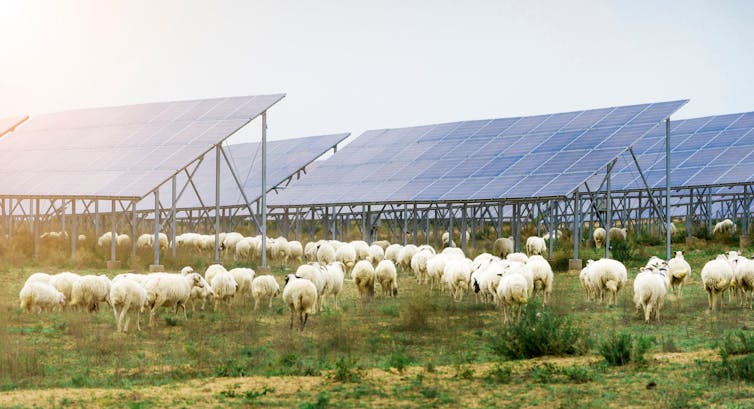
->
[[1, 0, 753, 145]]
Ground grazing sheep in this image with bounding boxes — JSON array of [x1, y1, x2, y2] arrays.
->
[[375, 259, 398, 297], [351, 260, 376, 299], [588, 258, 628, 305], [472, 258, 507, 304], [609, 227, 627, 242], [444, 257, 474, 301], [496, 272, 529, 324], [270, 236, 290, 265], [211, 271, 238, 311], [251, 275, 281, 310], [372, 240, 391, 250], [228, 268, 255, 302], [70, 275, 111, 312], [527, 255, 554, 306], [222, 232, 245, 255], [492, 238, 514, 259], [145, 272, 206, 326], [320, 262, 345, 310], [350, 240, 371, 261], [19, 282, 66, 313], [410, 249, 434, 285], [304, 241, 319, 262], [116, 234, 131, 248], [506, 253, 529, 264], [316, 242, 336, 265], [397, 244, 419, 272], [384, 244, 403, 264], [713, 219, 736, 236], [579, 261, 596, 302], [427, 253, 462, 291], [335, 243, 357, 272], [295, 263, 326, 311], [188, 275, 214, 312], [288, 240, 304, 263], [49, 272, 80, 304], [701, 257, 734, 311], [593, 227, 606, 249], [541, 230, 562, 241], [525, 236, 547, 256], [417, 244, 436, 254], [283, 274, 317, 331], [97, 232, 117, 248], [233, 237, 252, 261], [441, 247, 465, 257], [732, 256, 754, 308], [441, 231, 470, 248], [668, 251, 691, 297], [633, 267, 669, 323], [109, 278, 148, 332], [24, 272, 51, 287], [367, 244, 385, 265], [204, 264, 228, 285]]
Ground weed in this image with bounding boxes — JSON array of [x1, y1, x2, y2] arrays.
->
[[425, 361, 436, 373], [530, 363, 557, 383], [599, 331, 654, 366], [243, 386, 275, 402], [387, 349, 411, 374], [561, 365, 593, 383], [217, 383, 241, 398], [163, 316, 179, 327], [720, 330, 754, 356], [454, 365, 475, 380], [300, 392, 329, 409], [332, 356, 361, 383], [609, 239, 635, 263], [484, 364, 512, 384]]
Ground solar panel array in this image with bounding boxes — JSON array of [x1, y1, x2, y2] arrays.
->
[[0, 116, 27, 138], [138, 133, 349, 210], [0, 95, 285, 199], [585, 111, 754, 192], [269, 100, 688, 207]]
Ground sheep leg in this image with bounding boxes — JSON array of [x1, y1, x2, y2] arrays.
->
[[150, 299, 165, 327], [644, 304, 651, 323], [333, 294, 339, 311], [113, 304, 122, 332], [135, 310, 141, 332], [268, 296, 274, 309], [180, 302, 187, 321], [289, 308, 295, 329], [301, 312, 309, 331]]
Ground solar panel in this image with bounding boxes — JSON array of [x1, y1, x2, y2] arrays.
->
[[587, 110, 754, 192], [136, 133, 349, 210], [0, 95, 284, 199], [269, 100, 687, 207]]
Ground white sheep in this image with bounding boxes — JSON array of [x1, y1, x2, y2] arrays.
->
[[701, 257, 734, 311], [251, 275, 281, 310], [441, 231, 471, 248], [316, 242, 336, 265], [145, 272, 206, 326], [496, 272, 529, 324], [713, 219, 736, 236], [350, 240, 371, 260], [372, 240, 391, 250], [417, 244, 436, 254], [117, 233, 131, 248], [109, 278, 148, 332], [444, 257, 473, 301], [732, 256, 754, 308], [228, 268, 255, 302], [211, 271, 238, 311], [588, 258, 628, 305], [492, 238, 514, 259], [506, 252, 529, 264], [352, 259, 376, 299], [70, 275, 111, 312], [593, 227, 606, 249], [188, 275, 214, 312], [441, 247, 465, 257], [234, 237, 253, 261], [667, 251, 691, 297], [427, 253, 462, 291], [410, 249, 434, 285], [295, 263, 326, 311], [283, 274, 317, 331], [204, 264, 228, 285], [222, 232, 245, 255], [367, 244, 385, 265], [24, 272, 51, 287], [375, 259, 398, 297], [19, 282, 66, 313], [633, 267, 668, 322], [527, 255, 554, 306], [397, 244, 419, 272], [320, 262, 345, 310], [525, 236, 546, 256], [384, 244, 403, 264], [288, 240, 304, 263], [579, 261, 596, 302], [541, 230, 562, 241], [609, 227, 627, 242], [335, 243, 357, 272], [304, 241, 319, 262], [49, 272, 80, 305], [472, 258, 507, 304]]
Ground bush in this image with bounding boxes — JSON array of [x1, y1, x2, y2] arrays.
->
[[332, 357, 361, 383], [609, 240, 635, 263], [488, 303, 589, 359], [599, 331, 653, 366], [713, 353, 754, 382], [720, 330, 754, 356], [484, 364, 512, 384]]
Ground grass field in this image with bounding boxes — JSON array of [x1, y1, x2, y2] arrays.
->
[[2, 232, 754, 408]]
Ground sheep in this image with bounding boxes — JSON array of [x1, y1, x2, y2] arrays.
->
[[472, 258, 507, 304], [496, 272, 529, 324], [541, 230, 562, 241], [444, 257, 473, 301], [316, 241, 336, 265], [283, 274, 317, 331], [375, 259, 398, 297], [19, 282, 66, 313], [351, 260, 376, 299], [204, 264, 228, 285], [70, 275, 111, 313], [579, 261, 596, 302], [732, 256, 754, 308], [145, 272, 206, 326], [367, 244, 385, 265], [78, 234, 87, 242], [270, 236, 290, 265], [587, 258, 628, 305], [335, 243, 357, 272], [117, 234, 131, 248], [645, 256, 667, 271], [211, 271, 238, 311], [633, 267, 668, 323], [136, 233, 154, 249], [712, 219, 735, 236], [288, 240, 304, 263], [304, 241, 319, 262], [527, 255, 554, 306], [525, 236, 547, 256], [410, 249, 434, 285], [667, 251, 692, 297], [701, 257, 734, 311], [417, 244, 436, 254], [109, 278, 148, 332], [593, 227, 606, 249], [427, 253, 462, 291], [397, 244, 419, 272], [320, 262, 345, 310], [492, 238, 514, 258], [441, 231, 471, 248], [384, 244, 403, 264], [609, 227, 627, 242], [24, 272, 51, 287], [49, 272, 81, 306], [188, 275, 214, 312], [350, 240, 371, 260], [222, 232, 245, 255], [441, 247, 465, 257], [295, 263, 326, 311], [506, 252, 529, 264], [372, 240, 391, 250], [97, 232, 117, 248], [251, 275, 281, 310], [228, 268, 255, 302], [234, 237, 253, 261]]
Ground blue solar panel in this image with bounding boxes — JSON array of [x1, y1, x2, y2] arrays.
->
[[268, 100, 687, 206], [587, 110, 754, 192]]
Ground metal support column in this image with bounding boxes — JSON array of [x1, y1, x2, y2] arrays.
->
[[260, 112, 268, 268], [461, 204, 468, 253], [33, 199, 39, 260], [110, 199, 116, 263], [447, 204, 454, 248], [154, 191, 161, 266], [214, 145, 221, 263], [665, 119, 671, 259], [71, 200, 77, 257], [548, 200, 554, 260], [605, 163, 612, 259], [573, 192, 580, 259], [171, 175, 177, 257]]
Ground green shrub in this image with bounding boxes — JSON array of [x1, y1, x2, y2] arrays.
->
[[483, 364, 512, 384], [387, 350, 411, 374], [488, 303, 589, 359], [562, 365, 593, 383], [720, 330, 754, 356], [713, 353, 754, 382], [609, 240, 635, 263], [599, 331, 653, 366], [332, 357, 361, 383]]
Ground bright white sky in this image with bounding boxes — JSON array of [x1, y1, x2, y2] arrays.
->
[[1, 0, 753, 145]]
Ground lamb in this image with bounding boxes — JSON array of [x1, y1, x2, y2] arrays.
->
[[109, 278, 148, 332], [496, 272, 529, 324], [145, 272, 206, 326], [316, 241, 336, 265], [351, 260, 376, 299], [24, 272, 51, 286], [579, 261, 596, 302], [375, 259, 398, 297], [288, 240, 304, 263], [397, 244, 419, 272], [295, 263, 326, 311], [713, 219, 736, 236], [384, 244, 403, 264], [283, 274, 317, 331], [525, 236, 546, 256], [320, 262, 345, 310], [228, 268, 255, 302], [19, 282, 66, 313], [251, 275, 281, 310], [587, 258, 628, 305], [701, 257, 734, 311], [527, 255, 554, 306], [367, 244, 385, 265], [593, 227, 606, 249], [70, 275, 111, 312], [667, 251, 692, 297], [492, 238, 514, 258], [188, 275, 214, 312], [211, 271, 238, 311], [335, 243, 357, 272], [49, 272, 81, 305], [633, 267, 668, 323], [609, 227, 627, 242]]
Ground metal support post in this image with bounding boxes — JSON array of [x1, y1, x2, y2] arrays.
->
[[171, 175, 177, 257], [447, 204, 454, 248], [71, 200, 77, 257], [665, 119, 672, 259], [154, 191, 161, 266], [33, 199, 39, 260], [605, 162, 613, 259]]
